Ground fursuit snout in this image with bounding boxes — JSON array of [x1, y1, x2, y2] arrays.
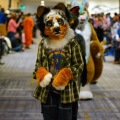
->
[[54, 26, 60, 34]]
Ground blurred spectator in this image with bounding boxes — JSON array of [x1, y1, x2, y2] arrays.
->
[[11, 32, 24, 52], [0, 35, 5, 65], [23, 13, 34, 48], [113, 12, 119, 23], [16, 12, 24, 38], [112, 23, 120, 64], [0, 8, 7, 36], [7, 12, 19, 42], [111, 19, 119, 40], [5, 10, 11, 30], [103, 13, 112, 44], [0, 8, 7, 24], [94, 14, 104, 42], [103, 13, 111, 32], [89, 14, 94, 25], [32, 13, 37, 38]]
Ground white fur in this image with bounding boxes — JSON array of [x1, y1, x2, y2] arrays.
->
[[79, 91, 93, 100], [44, 10, 65, 23], [80, 23, 91, 44], [96, 53, 101, 58], [44, 28, 75, 50], [81, 23, 91, 64], [80, 84, 93, 100], [75, 29, 82, 34], [52, 83, 65, 90], [76, 22, 91, 64], [77, 9, 94, 100], [44, 9, 68, 28], [39, 73, 52, 87]]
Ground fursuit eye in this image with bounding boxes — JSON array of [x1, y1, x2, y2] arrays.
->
[[57, 19, 64, 26], [46, 21, 52, 27]]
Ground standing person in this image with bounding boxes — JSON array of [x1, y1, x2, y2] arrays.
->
[[32, 3, 84, 120], [112, 43, 120, 64], [16, 11, 24, 39], [32, 13, 38, 38], [23, 13, 34, 48], [0, 8, 7, 36], [7, 12, 19, 42], [71, 0, 104, 100], [112, 24, 120, 64], [103, 13, 112, 44], [94, 14, 104, 42], [113, 12, 119, 23], [0, 35, 5, 65], [69, 6, 87, 120], [0, 8, 7, 24]]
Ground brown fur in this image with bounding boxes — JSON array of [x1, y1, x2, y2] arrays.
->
[[88, 24, 104, 83], [87, 54, 95, 83], [36, 67, 50, 83], [44, 25, 68, 40], [90, 41, 104, 83], [53, 68, 73, 86]]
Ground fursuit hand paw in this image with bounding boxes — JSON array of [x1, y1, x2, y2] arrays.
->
[[36, 67, 52, 87], [39, 73, 52, 87], [52, 68, 73, 90]]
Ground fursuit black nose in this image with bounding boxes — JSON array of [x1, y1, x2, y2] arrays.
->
[[54, 27, 60, 33]]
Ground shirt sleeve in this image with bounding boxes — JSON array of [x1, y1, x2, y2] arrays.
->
[[13, 20, 19, 28], [65, 39, 84, 81], [32, 40, 43, 79]]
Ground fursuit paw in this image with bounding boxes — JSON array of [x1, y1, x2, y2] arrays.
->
[[36, 67, 52, 87], [39, 73, 52, 87], [79, 91, 93, 100], [52, 68, 73, 90]]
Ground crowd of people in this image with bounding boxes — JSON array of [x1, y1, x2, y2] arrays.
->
[[0, 6, 37, 65], [0, 5, 120, 65], [89, 12, 120, 64]]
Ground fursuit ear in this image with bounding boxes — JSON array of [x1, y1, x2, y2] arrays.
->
[[37, 6, 45, 17], [54, 3, 71, 21], [70, 6, 80, 16], [53, 3, 66, 12]]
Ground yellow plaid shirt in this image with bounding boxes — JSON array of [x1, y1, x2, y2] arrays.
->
[[33, 38, 84, 103]]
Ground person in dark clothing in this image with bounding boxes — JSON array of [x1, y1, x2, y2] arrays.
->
[[11, 32, 24, 52], [0, 37, 5, 65], [69, 6, 87, 120], [112, 26, 120, 64], [0, 8, 7, 24], [16, 12, 24, 38], [113, 47, 120, 64], [0, 8, 7, 36]]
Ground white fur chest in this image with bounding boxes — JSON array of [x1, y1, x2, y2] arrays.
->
[[81, 23, 91, 42], [44, 28, 75, 50]]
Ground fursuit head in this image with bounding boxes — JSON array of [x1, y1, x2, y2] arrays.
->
[[36, 3, 75, 50]]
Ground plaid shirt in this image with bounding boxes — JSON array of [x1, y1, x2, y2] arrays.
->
[[33, 38, 84, 104]]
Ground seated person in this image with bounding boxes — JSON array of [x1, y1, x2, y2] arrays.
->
[[11, 32, 24, 52]]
